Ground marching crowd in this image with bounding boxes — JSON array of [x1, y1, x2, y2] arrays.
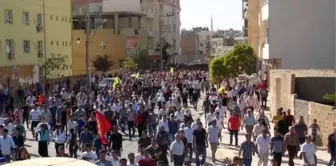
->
[[0, 68, 334, 166]]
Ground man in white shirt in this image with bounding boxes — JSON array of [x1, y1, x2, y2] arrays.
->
[[127, 152, 139, 166], [81, 143, 98, 163], [255, 130, 271, 166], [207, 120, 220, 162], [301, 135, 317, 166], [111, 150, 121, 166], [215, 103, 226, 119], [205, 110, 215, 128], [135, 144, 145, 163], [0, 128, 16, 162], [170, 134, 185, 166], [26, 94, 36, 106], [3, 118, 15, 136], [184, 122, 193, 159], [158, 115, 169, 133]]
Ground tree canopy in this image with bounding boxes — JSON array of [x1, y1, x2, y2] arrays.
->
[[92, 54, 114, 73], [209, 44, 257, 84], [42, 54, 67, 78], [123, 56, 137, 70]]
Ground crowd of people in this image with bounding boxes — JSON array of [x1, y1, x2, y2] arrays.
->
[[0, 68, 334, 166]]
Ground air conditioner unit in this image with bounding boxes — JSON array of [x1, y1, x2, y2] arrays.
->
[[36, 25, 43, 32]]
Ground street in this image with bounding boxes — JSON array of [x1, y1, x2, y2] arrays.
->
[[22, 94, 331, 165]]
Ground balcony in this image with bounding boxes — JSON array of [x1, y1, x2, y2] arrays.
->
[[262, 0, 269, 21], [243, 27, 248, 36], [262, 38, 269, 59]]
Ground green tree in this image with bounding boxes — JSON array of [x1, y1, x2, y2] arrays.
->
[[209, 56, 229, 84], [92, 54, 115, 73], [224, 44, 257, 76], [42, 54, 67, 77], [323, 93, 336, 107], [124, 56, 137, 70]]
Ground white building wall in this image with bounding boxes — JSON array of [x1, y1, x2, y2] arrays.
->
[[102, 0, 142, 12], [155, 1, 181, 54], [269, 0, 335, 69]]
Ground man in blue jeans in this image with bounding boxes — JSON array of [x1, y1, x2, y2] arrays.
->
[[239, 134, 259, 166], [193, 122, 207, 166]]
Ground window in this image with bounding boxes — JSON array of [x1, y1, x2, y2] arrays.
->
[[160, 4, 164, 12], [22, 12, 29, 25], [56, 16, 58, 21], [37, 40, 43, 51], [36, 13, 42, 25], [99, 41, 106, 50], [173, 39, 176, 48], [50, 15, 52, 20], [5, 9, 13, 24], [5, 39, 14, 53], [65, 41, 68, 46], [62, 41, 64, 46], [56, 41, 59, 46], [173, 24, 176, 33], [69, 41, 71, 46], [23, 40, 30, 53], [61, 17, 64, 22], [51, 41, 53, 45], [65, 17, 67, 22]]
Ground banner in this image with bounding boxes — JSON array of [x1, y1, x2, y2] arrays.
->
[[126, 36, 138, 49]]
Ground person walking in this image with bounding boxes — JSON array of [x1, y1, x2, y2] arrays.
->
[[170, 133, 185, 166], [327, 127, 336, 166], [284, 126, 300, 166], [36, 124, 49, 157], [94, 150, 113, 166], [0, 129, 16, 162], [193, 122, 207, 166], [238, 134, 259, 166], [207, 119, 220, 162], [301, 135, 317, 166], [228, 113, 240, 147], [270, 130, 284, 166], [255, 130, 270, 166]]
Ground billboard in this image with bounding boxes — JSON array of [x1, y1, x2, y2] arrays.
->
[[125, 36, 138, 49]]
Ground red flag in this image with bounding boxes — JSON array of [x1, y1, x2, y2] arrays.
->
[[96, 110, 111, 145]]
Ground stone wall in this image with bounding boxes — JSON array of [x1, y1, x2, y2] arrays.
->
[[293, 99, 309, 122], [270, 69, 336, 147]]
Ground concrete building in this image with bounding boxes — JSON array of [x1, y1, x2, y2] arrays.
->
[[260, 0, 335, 70], [210, 37, 235, 57], [242, 0, 260, 54], [0, 0, 72, 85], [72, 0, 181, 62], [45, 0, 73, 78], [179, 30, 197, 63]]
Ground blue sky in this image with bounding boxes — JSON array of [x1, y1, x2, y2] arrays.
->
[[180, 0, 242, 30]]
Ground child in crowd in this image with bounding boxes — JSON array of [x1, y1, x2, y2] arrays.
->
[[308, 119, 320, 144]]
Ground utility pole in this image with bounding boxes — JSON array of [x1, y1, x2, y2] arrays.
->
[[85, 0, 91, 90], [158, 4, 174, 69]]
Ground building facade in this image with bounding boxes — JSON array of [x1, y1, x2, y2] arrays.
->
[[44, 0, 73, 78], [0, 0, 72, 86], [210, 37, 235, 57], [261, 0, 335, 70], [72, 0, 181, 62]]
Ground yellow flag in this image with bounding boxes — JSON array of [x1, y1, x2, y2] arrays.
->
[[170, 67, 174, 73], [136, 72, 140, 78], [112, 77, 119, 88], [218, 86, 225, 93]]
